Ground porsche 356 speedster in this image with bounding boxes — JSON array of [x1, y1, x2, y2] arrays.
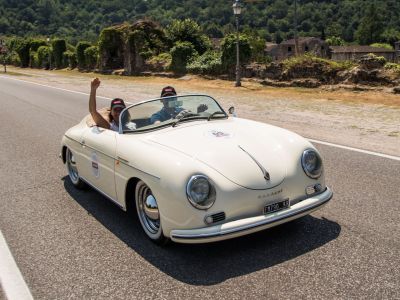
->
[[60, 94, 333, 244]]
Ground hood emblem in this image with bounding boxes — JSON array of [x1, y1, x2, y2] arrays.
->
[[238, 146, 270, 182]]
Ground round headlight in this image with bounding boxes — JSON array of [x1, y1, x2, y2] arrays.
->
[[186, 175, 216, 210], [301, 149, 323, 179]]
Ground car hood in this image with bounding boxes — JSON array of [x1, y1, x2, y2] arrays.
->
[[146, 118, 293, 190]]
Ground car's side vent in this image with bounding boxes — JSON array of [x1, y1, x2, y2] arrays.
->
[[204, 212, 226, 225]]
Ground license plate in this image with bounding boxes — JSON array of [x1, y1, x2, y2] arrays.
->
[[264, 199, 290, 214]]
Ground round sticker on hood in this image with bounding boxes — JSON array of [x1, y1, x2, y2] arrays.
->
[[206, 129, 233, 139]]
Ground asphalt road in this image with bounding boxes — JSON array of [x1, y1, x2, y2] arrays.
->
[[0, 75, 399, 299]]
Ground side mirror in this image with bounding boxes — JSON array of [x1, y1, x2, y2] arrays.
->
[[228, 106, 237, 117]]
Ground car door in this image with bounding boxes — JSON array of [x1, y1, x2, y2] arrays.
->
[[79, 126, 117, 201]]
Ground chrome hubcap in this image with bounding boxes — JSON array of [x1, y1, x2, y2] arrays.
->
[[138, 185, 160, 234], [67, 150, 79, 183]]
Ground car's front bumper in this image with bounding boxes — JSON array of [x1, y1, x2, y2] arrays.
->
[[170, 187, 333, 244]]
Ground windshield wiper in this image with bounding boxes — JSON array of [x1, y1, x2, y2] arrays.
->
[[207, 111, 226, 121], [172, 110, 199, 127]]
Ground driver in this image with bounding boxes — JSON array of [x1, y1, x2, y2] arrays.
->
[[150, 86, 208, 124]]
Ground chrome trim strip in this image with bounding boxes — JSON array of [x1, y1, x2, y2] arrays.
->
[[239, 145, 270, 181], [79, 176, 126, 211], [172, 188, 333, 240]]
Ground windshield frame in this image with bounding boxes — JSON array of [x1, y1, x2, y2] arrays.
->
[[118, 94, 227, 134]]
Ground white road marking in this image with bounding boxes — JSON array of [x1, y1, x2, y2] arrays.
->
[[0, 74, 111, 99], [0, 230, 34, 300], [308, 138, 400, 161], [1, 75, 399, 161]]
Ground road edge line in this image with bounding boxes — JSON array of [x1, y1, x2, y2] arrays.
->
[[0, 74, 111, 99], [1, 75, 399, 161], [308, 138, 400, 161], [0, 230, 34, 300]]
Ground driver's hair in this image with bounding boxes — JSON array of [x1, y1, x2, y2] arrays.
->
[[109, 98, 125, 122]]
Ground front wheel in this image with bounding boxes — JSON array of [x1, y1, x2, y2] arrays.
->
[[66, 148, 86, 189], [135, 180, 168, 245]]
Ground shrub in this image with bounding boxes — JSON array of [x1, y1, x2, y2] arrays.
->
[[146, 52, 172, 71], [13, 38, 31, 67], [76, 41, 91, 69], [84, 46, 98, 69], [63, 50, 77, 69], [282, 53, 355, 72], [221, 34, 252, 72], [29, 51, 39, 68], [169, 41, 198, 73], [364, 53, 386, 65], [384, 63, 400, 73], [187, 50, 222, 75], [30, 39, 47, 52], [37, 46, 51, 69], [51, 39, 67, 68], [369, 43, 393, 50], [66, 43, 76, 52], [326, 36, 345, 46]]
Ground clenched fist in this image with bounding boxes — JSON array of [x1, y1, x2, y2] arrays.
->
[[91, 78, 100, 90]]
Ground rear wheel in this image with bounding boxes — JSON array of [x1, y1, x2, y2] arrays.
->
[[66, 148, 86, 189], [135, 180, 168, 245]]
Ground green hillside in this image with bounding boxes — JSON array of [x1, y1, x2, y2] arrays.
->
[[1, 0, 399, 44]]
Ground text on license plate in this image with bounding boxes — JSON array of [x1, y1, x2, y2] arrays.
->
[[264, 199, 290, 214]]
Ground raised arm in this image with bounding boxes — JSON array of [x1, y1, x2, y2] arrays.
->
[[89, 78, 110, 129]]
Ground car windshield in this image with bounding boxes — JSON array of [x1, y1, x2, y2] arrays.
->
[[120, 95, 227, 133]]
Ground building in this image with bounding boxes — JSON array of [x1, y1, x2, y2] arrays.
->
[[395, 41, 400, 62], [330, 46, 396, 62], [265, 37, 329, 61], [264, 42, 278, 60]]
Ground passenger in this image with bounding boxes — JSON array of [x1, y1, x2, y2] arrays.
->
[[89, 78, 126, 132], [150, 86, 208, 124]]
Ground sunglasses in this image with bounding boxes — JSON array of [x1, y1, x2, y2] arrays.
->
[[112, 107, 124, 113]]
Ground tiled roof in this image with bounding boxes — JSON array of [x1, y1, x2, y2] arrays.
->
[[330, 46, 395, 53]]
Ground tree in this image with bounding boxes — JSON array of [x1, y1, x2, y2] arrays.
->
[[326, 36, 345, 46], [355, 3, 383, 45], [221, 34, 251, 73], [169, 41, 198, 73], [380, 28, 400, 47], [166, 19, 210, 55]]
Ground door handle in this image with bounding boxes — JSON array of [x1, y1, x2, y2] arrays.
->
[[117, 156, 129, 163]]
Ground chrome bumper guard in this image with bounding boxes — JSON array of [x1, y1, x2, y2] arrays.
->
[[171, 187, 333, 243]]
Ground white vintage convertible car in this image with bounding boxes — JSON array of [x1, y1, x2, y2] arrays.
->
[[61, 94, 332, 244]]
